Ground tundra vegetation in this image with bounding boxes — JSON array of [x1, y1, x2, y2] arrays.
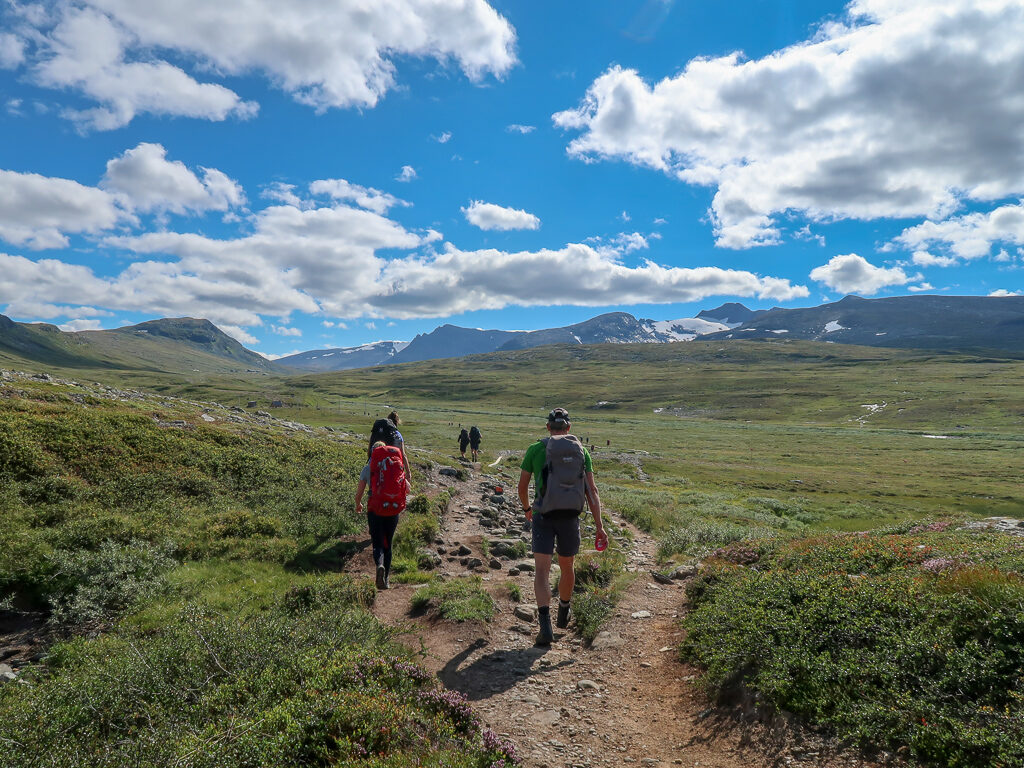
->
[[1, 338, 1023, 765]]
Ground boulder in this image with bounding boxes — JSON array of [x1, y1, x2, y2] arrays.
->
[[514, 605, 537, 622]]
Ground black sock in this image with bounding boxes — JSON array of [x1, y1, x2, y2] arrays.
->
[[538, 606, 550, 617], [559, 599, 570, 608]]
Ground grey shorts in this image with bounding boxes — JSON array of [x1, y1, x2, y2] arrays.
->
[[531, 511, 581, 557]]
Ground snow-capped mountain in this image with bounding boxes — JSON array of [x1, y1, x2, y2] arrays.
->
[[276, 341, 410, 371], [642, 317, 731, 341]]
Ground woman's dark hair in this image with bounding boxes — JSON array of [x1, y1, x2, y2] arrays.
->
[[388, 410, 400, 426]]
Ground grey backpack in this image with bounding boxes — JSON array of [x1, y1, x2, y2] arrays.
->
[[534, 434, 587, 514]]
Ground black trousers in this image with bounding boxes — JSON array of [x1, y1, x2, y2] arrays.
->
[[367, 512, 400, 572]]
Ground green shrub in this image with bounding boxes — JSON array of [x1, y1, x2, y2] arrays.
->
[[658, 518, 775, 559], [281, 573, 376, 614], [572, 589, 615, 643], [411, 578, 495, 622], [0, 601, 518, 767], [47, 538, 177, 627], [682, 530, 1024, 767]]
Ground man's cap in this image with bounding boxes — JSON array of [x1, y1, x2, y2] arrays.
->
[[547, 407, 570, 424]]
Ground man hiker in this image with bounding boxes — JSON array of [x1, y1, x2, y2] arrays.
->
[[468, 425, 482, 462], [458, 428, 470, 459], [518, 407, 606, 645]]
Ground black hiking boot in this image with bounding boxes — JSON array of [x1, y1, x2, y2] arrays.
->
[[556, 601, 571, 629], [536, 612, 554, 646], [376, 565, 387, 590]]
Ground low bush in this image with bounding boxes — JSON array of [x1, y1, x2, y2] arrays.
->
[[411, 577, 495, 622], [682, 528, 1024, 767], [47, 538, 177, 627], [0, 592, 518, 767]]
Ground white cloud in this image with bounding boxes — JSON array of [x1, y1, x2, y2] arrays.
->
[[369, 242, 808, 318], [14, 0, 515, 129], [907, 282, 935, 292], [101, 143, 245, 214], [809, 253, 909, 295], [219, 324, 261, 346], [273, 325, 302, 337], [910, 250, 958, 268], [58, 318, 103, 332], [310, 178, 409, 214], [433, 131, 452, 143], [260, 349, 303, 360], [3, 301, 112, 320], [989, 289, 1023, 297], [322, 320, 348, 329], [0, 169, 123, 249], [619, 211, 630, 222], [554, 1, 1024, 248], [463, 200, 541, 231], [507, 123, 535, 134], [895, 202, 1024, 261], [590, 231, 650, 257], [34, 7, 257, 131], [395, 165, 417, 183], [261, 183, 304, 208], [0, 32, 25, 69]]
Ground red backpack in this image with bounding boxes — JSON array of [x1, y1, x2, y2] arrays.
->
[[368, 444, 407, 516]]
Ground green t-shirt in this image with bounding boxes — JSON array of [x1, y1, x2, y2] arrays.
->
[[521, 437, 593, 497]]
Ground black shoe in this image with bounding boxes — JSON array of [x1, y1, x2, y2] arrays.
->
[[376, 565, 387, 590], [556, 602, 571, 629], [536, 613, 554, 645]]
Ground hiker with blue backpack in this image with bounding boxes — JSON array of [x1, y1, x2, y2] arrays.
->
[[517, 407, 607, 645], [354, 412, 411, 590]]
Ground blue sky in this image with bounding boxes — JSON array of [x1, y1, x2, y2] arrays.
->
[[1, 0, 1022, 356]]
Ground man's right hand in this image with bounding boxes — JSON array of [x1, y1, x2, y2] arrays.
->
[[355, 501, 363, 513]]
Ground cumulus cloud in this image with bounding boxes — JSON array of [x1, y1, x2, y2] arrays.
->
[[102, 143, 245, 214], [0, 170, 123, 249], [219, 325, 261, 346], [463, 200, 541, 231], [395, 165, 417, 183], [34, 7, 257, 131], [507, 124, 535, 134], [907, 282, 935, 293], [894, 201, 1024, 261], [272, 325, 302, 337], [809, 253, 909, 295], [310, 178, 409, 214], [58, 318, 104, 332], [10, 0, 515, 129], [554, 0, 1024, 248], [433, 131, 452, 143], [370, 243, 808, 318], [989, 289, 1023, 297], [0, 145, 245, 249], [0, 32, 25, 69], [910, 250, 958, 268]]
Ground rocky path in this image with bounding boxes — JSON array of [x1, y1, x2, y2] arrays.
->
[[350, 463, 886, 768]]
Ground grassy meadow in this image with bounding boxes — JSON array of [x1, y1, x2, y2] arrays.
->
[[2, 337, 1023, 766]]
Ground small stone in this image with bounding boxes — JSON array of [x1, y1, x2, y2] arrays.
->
[[517, 561, 536, 573], [590, 631, 625, 650], [0, 663, 16, 683], [514, 605, 537, 622], [577, 679, 599, 690], [489, 558, 503, 569], [650, 571, 674, 585], [457, 545, 472, 556], [507, 567, 520, 576], [631, 610, 653, 619], [466, 557, 483, 569], [439, 467, 460, 477]]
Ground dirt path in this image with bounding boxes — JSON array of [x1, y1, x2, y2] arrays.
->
[[348, 463, 888, 768]]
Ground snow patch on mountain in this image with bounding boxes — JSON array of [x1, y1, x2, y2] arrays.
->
[[644, 318, 730, 341], [824, 320, 847, 333]]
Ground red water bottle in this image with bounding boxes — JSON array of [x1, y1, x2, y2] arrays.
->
[[595, 530, 608, 551]]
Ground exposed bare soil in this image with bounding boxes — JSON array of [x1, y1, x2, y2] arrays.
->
[[346, 462, 893, 768]]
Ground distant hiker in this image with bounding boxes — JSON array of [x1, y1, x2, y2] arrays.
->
[[355, 440, 410, 590], [368, 411, 411, 482], [458, 428, 470, 458], [518, 407, 606, 645], [469, 425, 482, 462]]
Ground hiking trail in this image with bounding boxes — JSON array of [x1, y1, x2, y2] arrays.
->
[[345, 462, 890, 768]]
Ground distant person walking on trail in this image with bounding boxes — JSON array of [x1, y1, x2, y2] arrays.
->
[[355, 440, 410, 590], [458, 428, 470, 459], [518, 407, 606, 645], [469, 425, 482, 462]]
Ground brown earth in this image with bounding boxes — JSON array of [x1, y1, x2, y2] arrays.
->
[[346, 461, 896, 768]]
